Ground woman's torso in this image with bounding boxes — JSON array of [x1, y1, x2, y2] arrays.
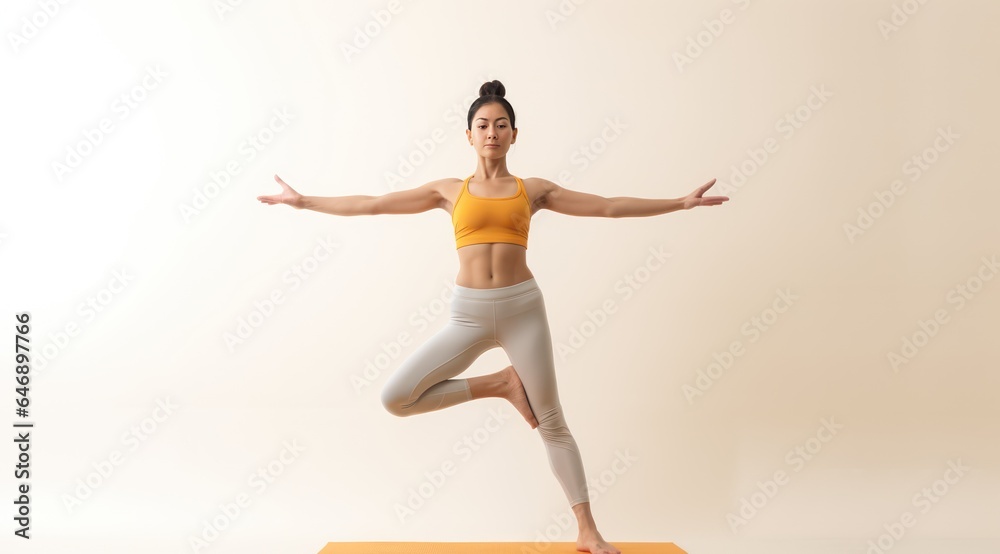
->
[[443, 175, 539, 289]]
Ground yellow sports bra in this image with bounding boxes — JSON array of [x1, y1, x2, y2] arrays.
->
[[452, 174, 531, 249]]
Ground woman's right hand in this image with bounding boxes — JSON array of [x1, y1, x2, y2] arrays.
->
[[257, 174, 305, 209]]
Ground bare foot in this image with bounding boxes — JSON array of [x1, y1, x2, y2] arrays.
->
[[577, 528, 621, 554], [499, 365, 538, 429]]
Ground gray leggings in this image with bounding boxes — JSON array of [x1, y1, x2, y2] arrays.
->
[[380, 277, 590, 507]]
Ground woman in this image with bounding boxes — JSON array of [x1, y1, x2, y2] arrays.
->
[[257, 80, 728, 554]]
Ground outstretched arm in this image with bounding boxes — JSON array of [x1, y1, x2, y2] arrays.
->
[[535, 177, 729, 218], [257, 174, 448, 216]]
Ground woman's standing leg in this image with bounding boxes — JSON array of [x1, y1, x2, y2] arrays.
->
[[494, 287, 590, 505], [494, 284, 620, 554]]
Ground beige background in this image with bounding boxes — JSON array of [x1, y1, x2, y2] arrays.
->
[[2, 1, 997, 553]]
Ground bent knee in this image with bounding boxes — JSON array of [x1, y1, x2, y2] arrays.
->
[[380, 387, 412, 417]]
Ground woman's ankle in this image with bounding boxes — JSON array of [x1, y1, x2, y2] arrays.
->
[[572, 501, 598, 532], [467, 371, 505, 399]]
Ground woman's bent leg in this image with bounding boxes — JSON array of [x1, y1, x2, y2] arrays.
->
[[380, 295, 496, 417]]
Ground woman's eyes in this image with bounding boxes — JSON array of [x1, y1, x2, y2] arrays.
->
[[478, 125, 505, 129]]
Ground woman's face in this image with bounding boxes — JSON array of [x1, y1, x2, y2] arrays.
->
[[468, 103, 516, 157]]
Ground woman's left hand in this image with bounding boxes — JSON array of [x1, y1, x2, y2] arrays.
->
[[682, 178, 730, 210]]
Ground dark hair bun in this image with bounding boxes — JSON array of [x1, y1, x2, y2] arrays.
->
[[479, 80, 505, 98]]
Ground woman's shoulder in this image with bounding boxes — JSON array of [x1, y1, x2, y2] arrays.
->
[[520, 177, 559, 204]]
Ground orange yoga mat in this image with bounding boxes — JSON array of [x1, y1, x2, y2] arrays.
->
[[318, 542, 686, 554]]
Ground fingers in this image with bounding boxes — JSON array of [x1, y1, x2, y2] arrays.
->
[[692, 195, 730, 207], [262, 175, 289, 205], [701, 196, 729, 206], [692, 178, 717, 198]]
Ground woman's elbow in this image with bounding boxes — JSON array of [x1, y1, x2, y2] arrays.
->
[[365, 196, 387, 215], [603, 199, 618, 218]]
